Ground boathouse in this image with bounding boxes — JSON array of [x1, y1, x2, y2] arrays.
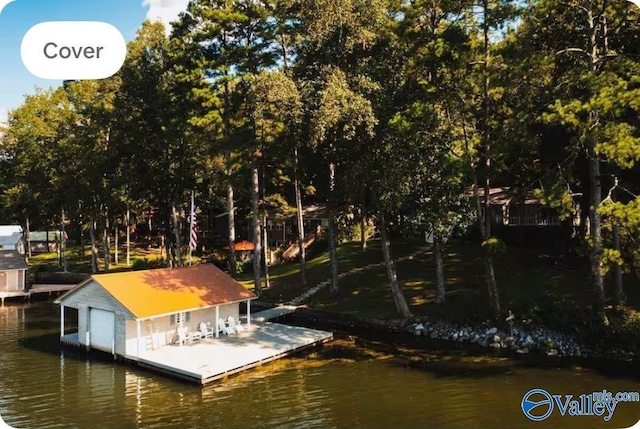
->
[[0, 251, 28, 300], [55, 264, 256, 355], [54, 264, 332, 384]]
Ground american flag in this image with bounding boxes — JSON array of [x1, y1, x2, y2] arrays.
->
[[189, 191, 197, 250]]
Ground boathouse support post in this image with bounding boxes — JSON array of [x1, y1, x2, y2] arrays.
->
[[247, 300, 250, 328], [215, 305, 219, 338], [60, 304, 65, 337], [136, 319, 141, 359]]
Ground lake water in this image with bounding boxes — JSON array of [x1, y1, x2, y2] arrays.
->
[[1, 302, 639, 429]]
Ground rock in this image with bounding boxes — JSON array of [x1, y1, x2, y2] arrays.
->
[[547, 349, 558, 357], [490, 342, 501, 348], [516, 347, 529, 354], [486, 327, 498, 335], [493, 335, 501, 343], [452, 332, 459, 341], [525, 335, 533, 345]]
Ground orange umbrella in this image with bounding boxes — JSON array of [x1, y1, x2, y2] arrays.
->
[[224, 240, 255, 251]]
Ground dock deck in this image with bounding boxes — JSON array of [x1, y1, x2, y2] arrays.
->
[[250, 305, 298, 322], [62, 322, 332, 385], [1, 284, 77, 304]]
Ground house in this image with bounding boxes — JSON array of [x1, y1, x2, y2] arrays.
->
[[0, 225, 25, 255], [250, 204, 331, 248], [0, 251, 28, 294], [473, 187, 580, 227], [55, 264, 257, 356], [26, 230, 60, 254]]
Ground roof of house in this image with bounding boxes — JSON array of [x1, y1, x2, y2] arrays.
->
[[0, 232, 23, 247], [57, 264, 257, 319], [0, 225, 22, 236], [302, 204, 330, 220], [0, 251, 28, 270]]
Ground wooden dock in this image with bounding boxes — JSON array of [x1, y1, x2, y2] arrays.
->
[[250, 305, 298, 323], [61, 322, 333, 385], [1, 284, 76, 305]]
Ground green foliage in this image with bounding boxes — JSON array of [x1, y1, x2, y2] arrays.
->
[[532, 187, 576, 221], [131, 258, 168, 271], [481, 237, 506, 255]]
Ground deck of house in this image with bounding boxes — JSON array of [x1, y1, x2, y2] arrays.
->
[[61, 322, 332, 385]]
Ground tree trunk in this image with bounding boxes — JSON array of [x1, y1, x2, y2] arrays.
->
[[163, 234, 172, 267], [147, 209, 152, 242], [586, 5, 606, 323], [102, 210, 110, 272], [126, 207, 130, 267], [328, 161, 339, 293], [26, 217, 31, 259], [262, 219, 270, 289], [612, 222, 624, 304], [434, 230, 445, 304], [89, 219, 98, 274], [360, 211, 367, 252], [472, 168, 500, 318], [482, 0, 492, 239], [294, 146, 307, 286], [227, 155, 237, 277], [379, 213, 412, 318], [171, 203, 183, 267], [61, 208, 67, 273], [114, 220, 119, 266], [251, 159, 262, 295]]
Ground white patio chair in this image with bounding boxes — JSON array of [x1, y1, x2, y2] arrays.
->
[[199, 322, 214, 338], [218, 318, 234, 335], [227, 316, 244, 333], [176, 326, 190, 345]]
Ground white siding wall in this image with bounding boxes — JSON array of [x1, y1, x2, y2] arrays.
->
[[0, 272, 6, 291], [124, 303, 240, 357], [59, 281, 133, 355], [18, 270, 25, 290], [0, 270, 23, 291]]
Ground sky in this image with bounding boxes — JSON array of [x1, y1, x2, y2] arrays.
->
[[0, 0, 190, 125]]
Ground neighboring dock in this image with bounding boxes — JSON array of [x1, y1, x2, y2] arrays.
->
[[1, 283, 77, 305], [250, 305, 298, 322]]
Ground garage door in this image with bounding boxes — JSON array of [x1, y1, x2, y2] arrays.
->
[[89, 308, 115, 352]]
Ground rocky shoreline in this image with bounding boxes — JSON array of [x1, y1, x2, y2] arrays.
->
[[285, 305, 638, 361], [408, 318, 637, 360]]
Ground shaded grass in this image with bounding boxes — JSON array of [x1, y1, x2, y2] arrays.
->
[[303, 241, 640, 331], [239, 239, 424, 302], [28, 243, 164, 278]]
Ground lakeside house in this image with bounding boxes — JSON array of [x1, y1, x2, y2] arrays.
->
[[27, 230, 61, 254], [54, 264, 332, 384], [0, 225, 25, 255], [0, 251, 28, 301], [473, 187, 581, 228]]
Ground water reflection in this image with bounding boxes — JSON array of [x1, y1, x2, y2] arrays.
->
[[1, 303, 639, 429]]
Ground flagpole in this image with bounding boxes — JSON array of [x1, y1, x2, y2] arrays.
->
[[189, 190, 194, 266]]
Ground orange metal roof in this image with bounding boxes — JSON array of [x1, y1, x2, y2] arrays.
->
[[90, 264, 257, 319]]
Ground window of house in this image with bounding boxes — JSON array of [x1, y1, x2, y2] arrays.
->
[[170, 311, 191, 325]]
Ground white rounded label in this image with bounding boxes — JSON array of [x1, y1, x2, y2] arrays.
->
[[20, 21, 126, 80]]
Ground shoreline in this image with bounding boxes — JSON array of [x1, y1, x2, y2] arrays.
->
[[253, 302, 640, 365]]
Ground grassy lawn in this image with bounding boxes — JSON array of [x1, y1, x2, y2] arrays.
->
[[27, 243, 164, 278], [288, 241, 640, 332], [239, 239, 425, 303]]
